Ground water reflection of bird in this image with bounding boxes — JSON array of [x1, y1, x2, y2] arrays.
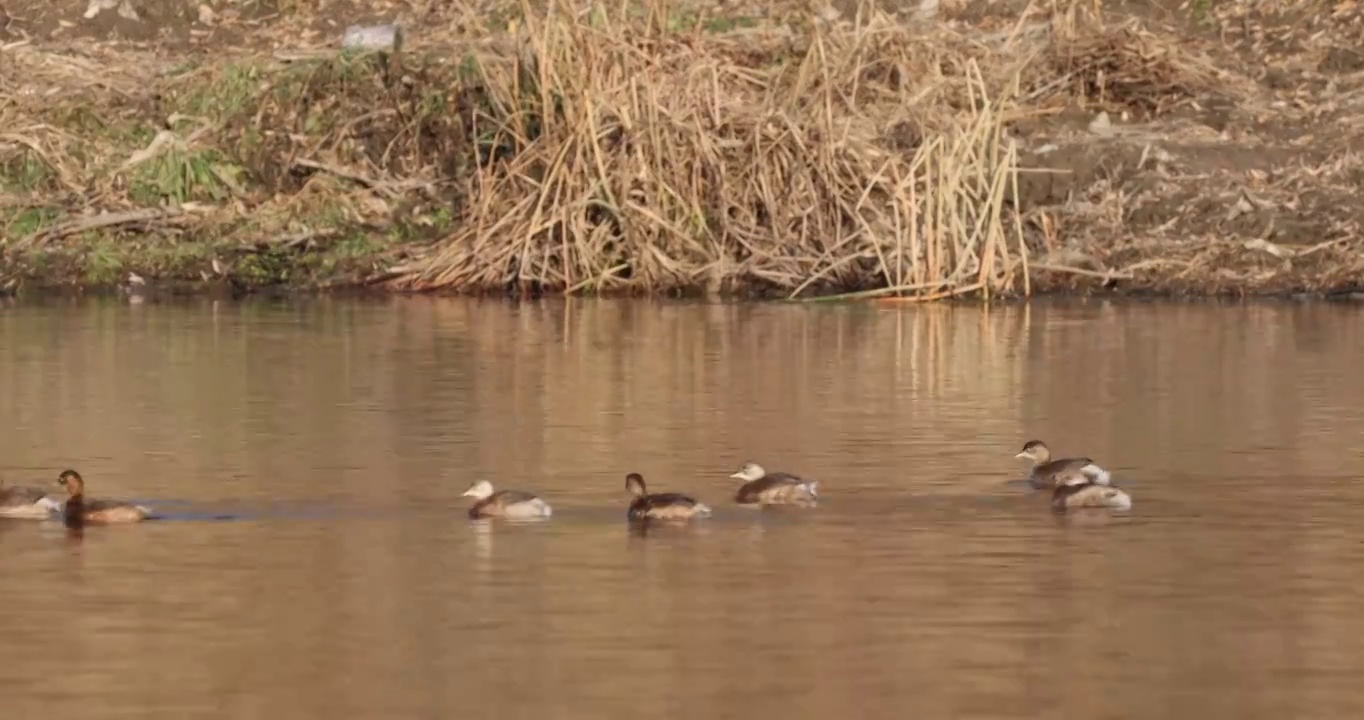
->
[[471, 520, 494, 568]]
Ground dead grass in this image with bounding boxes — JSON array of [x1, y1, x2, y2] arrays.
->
[[1, 0, 1363, 297], [1044, 18, 1244, 114], [389, 0, 1036, 300]]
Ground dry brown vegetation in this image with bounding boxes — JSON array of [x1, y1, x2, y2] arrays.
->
[[1, 0, 1362, 298]]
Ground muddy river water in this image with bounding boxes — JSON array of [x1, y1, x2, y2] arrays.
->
[[2, 297, 1363, 719]]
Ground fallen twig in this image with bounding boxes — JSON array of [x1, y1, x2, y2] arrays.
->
[[12, 207, 187, 249], [1028, 263, 1132, 280], [292, 158, 382, 189]]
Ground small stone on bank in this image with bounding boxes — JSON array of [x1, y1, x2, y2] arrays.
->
[[342, 24, 403, 53], [1088, 112, 1112, 136]]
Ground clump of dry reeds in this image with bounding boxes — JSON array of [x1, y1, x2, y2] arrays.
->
[[1041, 16, 1239, 115], [390, 0, 1033, 299]]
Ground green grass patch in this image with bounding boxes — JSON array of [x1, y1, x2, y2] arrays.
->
[[0, 152, 55, 192], [171, 62, 264, 122], [128, 148, 243, 204], [2, 207, 58, 236]]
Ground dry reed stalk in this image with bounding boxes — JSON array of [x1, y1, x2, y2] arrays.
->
[[390, 0, 1031, 299], [1040, 16, 1242, 114]]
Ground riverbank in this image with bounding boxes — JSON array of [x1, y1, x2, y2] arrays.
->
[[2, 0, 1361, 300]]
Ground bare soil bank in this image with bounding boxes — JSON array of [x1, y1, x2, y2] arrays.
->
[[2, 0, 1361, 299]]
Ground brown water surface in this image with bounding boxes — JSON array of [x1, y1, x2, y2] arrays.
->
[[2, 297, 1364, 720]]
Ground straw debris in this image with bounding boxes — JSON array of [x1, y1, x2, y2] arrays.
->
[[0, 0, 1361, 298], [389, 5, 1032, 300]]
